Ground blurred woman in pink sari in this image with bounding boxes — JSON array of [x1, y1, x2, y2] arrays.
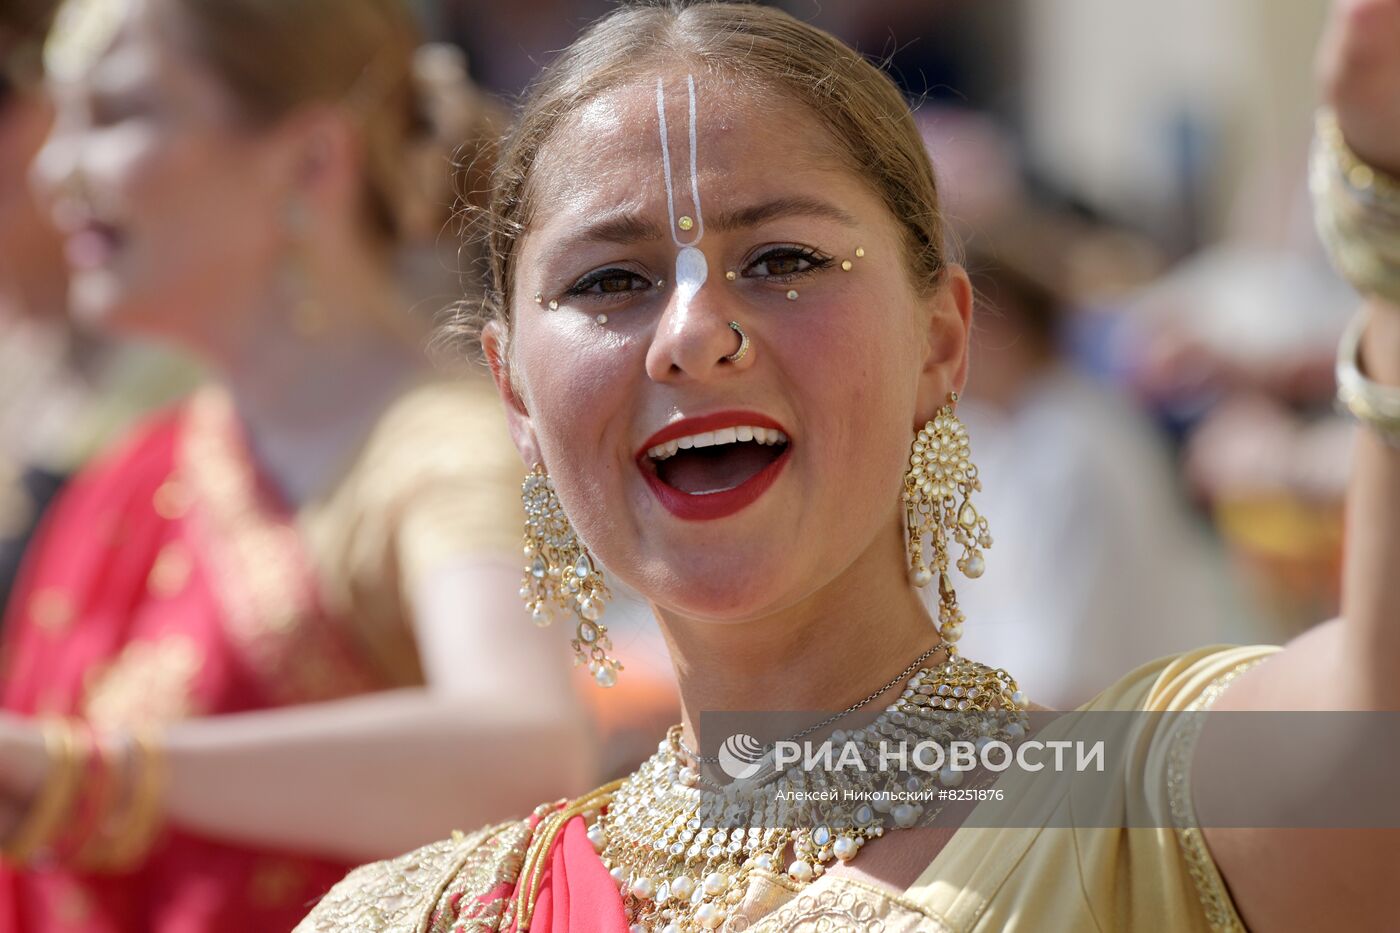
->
[[0, 1, 593, 930]]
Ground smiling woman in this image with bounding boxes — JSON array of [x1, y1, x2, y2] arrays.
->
[[298, 1, 1400, 931], [0, 1, 594, 931]]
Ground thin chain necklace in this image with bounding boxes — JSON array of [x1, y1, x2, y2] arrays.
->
[[675, 641, 946, 765]]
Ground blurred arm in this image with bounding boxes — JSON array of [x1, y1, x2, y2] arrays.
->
[[2, 560, 596, 862]]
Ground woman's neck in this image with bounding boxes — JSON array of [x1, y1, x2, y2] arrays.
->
[[215, 264, 427, 506], [657, 523, 946, 750]]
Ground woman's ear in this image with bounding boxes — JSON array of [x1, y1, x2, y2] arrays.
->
[[914, 264, 974, 423], [483, 320, 543, 467]]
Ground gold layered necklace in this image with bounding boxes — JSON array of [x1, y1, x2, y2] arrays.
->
[[586, 650, 1028, 933]]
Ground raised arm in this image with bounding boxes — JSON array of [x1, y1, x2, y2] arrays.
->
[[1199, 1, 1400, 929]]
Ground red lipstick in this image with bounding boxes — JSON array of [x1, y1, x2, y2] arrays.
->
[[636, 410, 792, 522]]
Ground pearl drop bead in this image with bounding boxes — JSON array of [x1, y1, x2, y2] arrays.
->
[[963, 553, 985, 578], [595, 665, 618, 688], [892, 803, 919, 828], [753, 853, 773, 871], [610, 866, 626, 887], [631, 924, 647, 933], [695, 902, 725, 930], [670, 874, 696, 901], [1012, 690, 1028, 709], [788, 860, 814, 882], [663, 925, 682, 933], [833, 836, 858, 861], [939, 765, 964, 787], [911, 568, 933, 587], [586, 824, 606, 852], [702, 871, 727, 896], [630, 876, 656, 900]]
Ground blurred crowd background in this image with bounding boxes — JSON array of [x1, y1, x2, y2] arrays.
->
[[2, 0, 1346, 784]]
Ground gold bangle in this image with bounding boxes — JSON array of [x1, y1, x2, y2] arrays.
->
[[1311, 110, 1400, 305], [1336, 308, 1400, 448], [84, 729, 167, 872], [2, 719, 84, 865], [1316, 109, 1400, 199]]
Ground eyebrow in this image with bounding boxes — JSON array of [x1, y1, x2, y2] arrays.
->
[[571, 195, 859, 245], [711, 196, 859, 232]]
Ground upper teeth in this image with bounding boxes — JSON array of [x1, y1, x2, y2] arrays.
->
[[647, 426, 790, 461]]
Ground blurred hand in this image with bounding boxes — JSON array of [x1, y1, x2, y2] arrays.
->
[[0, 713, 47, 802], [0, 798, 19, 844], [1320, 0, 1400, 174]]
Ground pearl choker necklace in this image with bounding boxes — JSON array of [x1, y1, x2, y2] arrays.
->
[[588, 653, 1028, 932]]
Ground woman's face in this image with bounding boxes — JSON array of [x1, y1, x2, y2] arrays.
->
[[498, 73, 970, 622], [30, 0, 290, 347]]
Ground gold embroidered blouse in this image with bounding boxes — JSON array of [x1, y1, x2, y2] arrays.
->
[[295, 644, 1278, 932]]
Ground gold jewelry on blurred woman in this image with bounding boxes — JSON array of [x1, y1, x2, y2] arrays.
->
[[2, 719, 82, 863]]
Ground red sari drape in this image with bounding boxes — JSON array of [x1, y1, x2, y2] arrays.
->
[[0, 392, 390, 932]]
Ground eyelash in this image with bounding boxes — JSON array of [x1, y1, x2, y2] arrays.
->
[[562, 245, 833, 302], [743, 245, 833, 281]]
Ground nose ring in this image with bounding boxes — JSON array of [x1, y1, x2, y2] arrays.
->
[[725, 321, 750, 363]]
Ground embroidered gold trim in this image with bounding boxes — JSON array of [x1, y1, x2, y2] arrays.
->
[[1166, 656, 1271, 933], [180, 389, 376, 703], [82, 633, 202, 730], [293, 821, 529, 933]]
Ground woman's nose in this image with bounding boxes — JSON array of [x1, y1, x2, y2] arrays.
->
[[644, 259, 754, 382]]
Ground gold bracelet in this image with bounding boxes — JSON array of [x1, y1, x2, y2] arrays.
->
[[1311, 110, 1400, 305], [83, 729, 167, 872], [1336, 308, 1400, 448], [2, 719, 84, 865]]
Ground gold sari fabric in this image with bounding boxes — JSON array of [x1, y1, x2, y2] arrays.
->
[[297, 644, 1278, 932]]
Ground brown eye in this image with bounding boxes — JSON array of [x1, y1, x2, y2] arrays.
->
[[744, 246, 830, 280], [565, 267, 653, 299], [765, 255, 803, 276], [599, 272, 637, 293]]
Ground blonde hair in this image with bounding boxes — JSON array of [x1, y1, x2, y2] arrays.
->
[[164, 0, 498, 246], [460, 0, 947, 348]]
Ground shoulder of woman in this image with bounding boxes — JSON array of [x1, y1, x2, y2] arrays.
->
[[1077, 643, 1282, 713], [356, 375, 522, 492], [295, 818, 534, 933]]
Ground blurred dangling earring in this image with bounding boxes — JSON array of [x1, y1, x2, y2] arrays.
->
[[282, 199, 329, 339], [903, 392, 992, 656], [519, 464, 623, 687]]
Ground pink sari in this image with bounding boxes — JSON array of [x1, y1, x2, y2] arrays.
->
[[0, 392, 393, 932]]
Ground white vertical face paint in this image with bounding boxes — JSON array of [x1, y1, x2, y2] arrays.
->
[[656, 75, 708, 312]]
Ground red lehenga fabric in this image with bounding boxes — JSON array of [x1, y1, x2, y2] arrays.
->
[[0, 391, 391, 932]]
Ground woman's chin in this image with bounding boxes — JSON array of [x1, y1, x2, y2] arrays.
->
[[641, 555, 804, 623]]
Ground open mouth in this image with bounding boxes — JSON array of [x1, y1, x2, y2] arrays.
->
[[65, 221, 124, 270], [637, 416, 792, 521], [647, 425, 789, 494]]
